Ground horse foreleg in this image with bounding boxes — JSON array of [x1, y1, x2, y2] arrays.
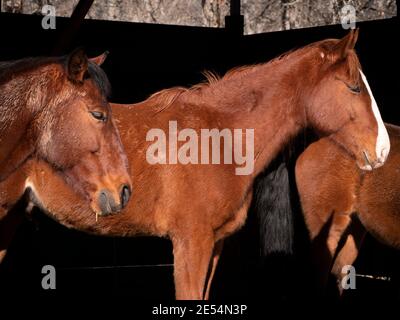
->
[[172, 237, 191, 299], [312, 212, 352, 293], [172, 232, 214, 300], [330, 219, 366, 296], [204, 240, 224, 300]]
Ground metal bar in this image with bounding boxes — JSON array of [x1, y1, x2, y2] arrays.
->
[[356, 274, 391, 282], [58, 264, 174, 271]]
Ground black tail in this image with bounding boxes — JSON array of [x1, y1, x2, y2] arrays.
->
[[252, 157, 295, 256], [251, 130, 314, 256]]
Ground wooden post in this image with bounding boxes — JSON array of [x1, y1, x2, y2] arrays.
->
[[230, 0, 240, 16], [225, 0, 244, 37], [52, 0, 95, 55]]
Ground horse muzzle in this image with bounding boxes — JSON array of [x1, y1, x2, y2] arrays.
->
[[359, 149, 389, 171], [95, 184, 131, 216]]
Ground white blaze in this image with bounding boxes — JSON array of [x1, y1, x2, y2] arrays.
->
[[359, 69, 390, 164]]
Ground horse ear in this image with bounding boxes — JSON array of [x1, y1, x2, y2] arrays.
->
[[67, 48, 88, 84], [332, 29, 359, 60], [89, 51, 109, 66]]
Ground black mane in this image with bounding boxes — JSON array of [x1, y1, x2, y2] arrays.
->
[[87, 61, 112, 98], [0, 55, 111, 98]]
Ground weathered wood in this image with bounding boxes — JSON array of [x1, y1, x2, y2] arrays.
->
[[1, 0, 397, 35]]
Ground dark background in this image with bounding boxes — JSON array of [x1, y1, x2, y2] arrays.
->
[[0, 3, 399, 307]]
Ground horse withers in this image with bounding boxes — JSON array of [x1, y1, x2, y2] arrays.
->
[[0, 50, 132, 218]]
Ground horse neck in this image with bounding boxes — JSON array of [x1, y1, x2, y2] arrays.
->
[[0, 87, 32, 136], [250, 99, 305, 176], [0, 69, 55, 178], [0, 93, 33, 177], [224, 60, 310, 176]]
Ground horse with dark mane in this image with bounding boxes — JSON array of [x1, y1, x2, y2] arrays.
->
[[0, 51, 132, 261], [0, 50, 131, 217], [0, 30, 390, 299]]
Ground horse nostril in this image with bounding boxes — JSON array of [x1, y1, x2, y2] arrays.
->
[[120, 184, 131, 208], [98, 190, 112, 216]]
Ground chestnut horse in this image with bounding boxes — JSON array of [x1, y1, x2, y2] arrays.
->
[[0, 50, 132, 219], [257, 123, 399, 296], [0, 31, 390, 299], [0, 51, 132, 263], [295, 123, 400, 294]]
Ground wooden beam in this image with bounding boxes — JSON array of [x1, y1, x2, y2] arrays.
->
[[230, 0, 241, 16], [226, 0, 243, 36], [52, 0, 95, 55]]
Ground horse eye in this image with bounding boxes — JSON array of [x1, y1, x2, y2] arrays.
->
[[90, 111, 107, 122], [348, 85, 361, 94]]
